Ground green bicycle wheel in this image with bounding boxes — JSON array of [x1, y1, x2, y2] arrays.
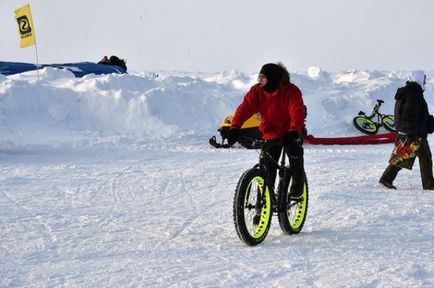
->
[[233, 168, 272, 246], [278, 175, 309, 234], [382, 115, 396, 132], [353, 116, 378, 134]]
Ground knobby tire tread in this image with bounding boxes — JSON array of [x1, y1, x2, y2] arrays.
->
[[277, 174, 309, 235], [233, 168, 271, 246], [353, 116, 378, 135]]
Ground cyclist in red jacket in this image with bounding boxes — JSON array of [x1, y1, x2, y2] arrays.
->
[[227, 62, 306, 198]]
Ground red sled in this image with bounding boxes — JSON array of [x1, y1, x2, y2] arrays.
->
[[304, 132, 396, 145]]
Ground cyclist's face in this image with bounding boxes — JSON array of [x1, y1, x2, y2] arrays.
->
[[258, 74, 267, 87]]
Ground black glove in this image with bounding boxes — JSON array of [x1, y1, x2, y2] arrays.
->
[[227, 128, 240, 146], [281, 131, 301, 146]]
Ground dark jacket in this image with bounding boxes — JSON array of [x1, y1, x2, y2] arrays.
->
[[394, 81, 429, 137]]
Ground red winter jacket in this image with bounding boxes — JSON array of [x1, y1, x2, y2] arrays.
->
[[231, 83, 305, 140]]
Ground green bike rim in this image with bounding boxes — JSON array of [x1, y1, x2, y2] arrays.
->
[[244, 176, 271, 239], [288, 183, 307, 230], [382, 115, 395, 128], [355, 117, 377, 132]]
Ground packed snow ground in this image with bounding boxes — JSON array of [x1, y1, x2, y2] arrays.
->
[[1, 67, 434, 287]]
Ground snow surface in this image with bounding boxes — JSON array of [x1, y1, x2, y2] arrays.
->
[[1, 67, 434, 287]]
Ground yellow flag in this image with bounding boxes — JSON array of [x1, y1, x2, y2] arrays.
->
[[14, 4, 36, 48]]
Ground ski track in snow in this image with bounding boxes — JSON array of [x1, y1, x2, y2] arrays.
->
[[1, 142, 434, 287]]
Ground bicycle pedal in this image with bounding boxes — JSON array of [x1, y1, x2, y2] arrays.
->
[[289, 196, 303, 206]]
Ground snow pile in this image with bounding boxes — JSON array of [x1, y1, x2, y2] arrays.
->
[[307, 66, 331, 82], [0, 68, 433, 146], [0, 71, 232, 148]]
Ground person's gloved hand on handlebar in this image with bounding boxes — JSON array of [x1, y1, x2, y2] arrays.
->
[[281, 131, 302, 146], [227, 128, 240, 146]]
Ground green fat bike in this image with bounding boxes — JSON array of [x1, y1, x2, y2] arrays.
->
[[353, 99, 396, 135], [233, 141, 309, 246]]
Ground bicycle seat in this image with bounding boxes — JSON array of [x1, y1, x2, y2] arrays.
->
[[358, 111, 365, 116], [377, 99, 384, 104]]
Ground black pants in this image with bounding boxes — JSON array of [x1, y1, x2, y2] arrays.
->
[[380, 137, 434, 189], [261, 142, 305, 197]]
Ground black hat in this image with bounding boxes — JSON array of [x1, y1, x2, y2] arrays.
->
[[260, 63, 283, 92]]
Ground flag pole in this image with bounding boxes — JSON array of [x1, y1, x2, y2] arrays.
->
[[15, 4, 39, 81], [34, 39, 40, 81]]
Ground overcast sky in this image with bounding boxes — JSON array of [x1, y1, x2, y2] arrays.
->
[[1, 0, 434, 73]]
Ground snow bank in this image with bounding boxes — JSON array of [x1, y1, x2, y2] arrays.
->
[[0, 68, 433, 145]]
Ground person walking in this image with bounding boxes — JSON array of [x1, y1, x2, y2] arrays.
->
[[379, 70, 434, 190]]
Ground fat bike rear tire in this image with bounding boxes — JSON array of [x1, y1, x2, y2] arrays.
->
[[233, 168, 272, 246], [277, 174, 309, 235], [353, 116, 378, 135]]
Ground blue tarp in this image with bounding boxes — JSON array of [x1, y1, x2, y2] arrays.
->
[[0, 61, 127, 77]]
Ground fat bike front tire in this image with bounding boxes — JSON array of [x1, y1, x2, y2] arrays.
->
[[277, 175, 309, 235], [382, 115, 396, 132], [233, 168, 272, 246], [353, 116, 378, 135]]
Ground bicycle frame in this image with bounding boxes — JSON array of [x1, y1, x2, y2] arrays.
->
[[256, 143, 292, 214], [360, 100, 390, 126]]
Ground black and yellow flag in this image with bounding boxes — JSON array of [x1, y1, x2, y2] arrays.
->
[[14, 4, 36, 48]]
